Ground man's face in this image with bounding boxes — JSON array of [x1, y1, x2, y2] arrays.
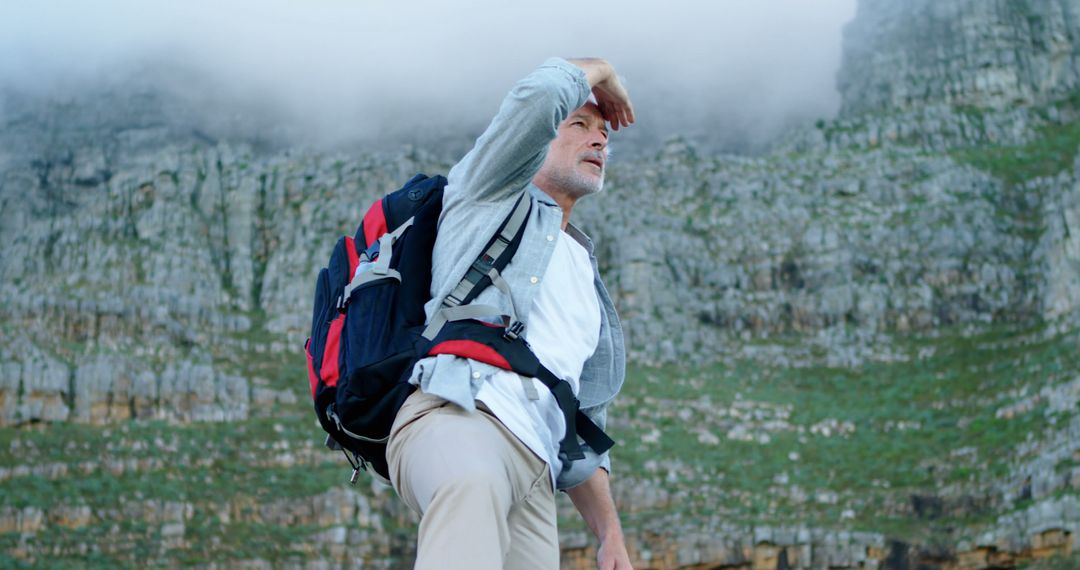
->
[[534, 102, 609, 199]]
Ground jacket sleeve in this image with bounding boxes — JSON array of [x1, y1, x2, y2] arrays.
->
[[444, 58, 591, 206], [555, 402, 611, 490]]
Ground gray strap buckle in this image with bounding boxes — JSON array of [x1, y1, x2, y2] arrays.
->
[[421, 303, 506, 340], [372, 217, 414, 276], [440, 193, 529, 309]]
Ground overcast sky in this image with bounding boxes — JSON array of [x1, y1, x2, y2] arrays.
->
[[0, 0, 858, 153]]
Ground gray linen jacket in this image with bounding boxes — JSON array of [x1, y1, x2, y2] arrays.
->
[[406, 58, 626, 489]]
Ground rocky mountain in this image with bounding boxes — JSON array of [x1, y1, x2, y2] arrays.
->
[[3, 0, 1080, 568]]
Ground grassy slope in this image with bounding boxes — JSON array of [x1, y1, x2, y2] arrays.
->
[[603, 321, 1079, 541], [2, 320, 1077, 566]]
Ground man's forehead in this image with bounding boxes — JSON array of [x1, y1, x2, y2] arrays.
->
[[575, 102, 603, 119], [567, 103, 607, 129]]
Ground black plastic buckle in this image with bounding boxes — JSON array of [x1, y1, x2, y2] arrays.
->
[[472, 254, 495, 275], [365, 241, 380, 261], [504, 320, 525, 341]]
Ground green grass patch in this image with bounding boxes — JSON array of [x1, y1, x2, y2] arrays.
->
[[0, 519, 340, 567], [0, 413, 348, 514], [212, 312, 307, 397], [0, 412, 319, 470], [0, 452, 345, 510], [1019, 549, 1080, 570], [951, 117, 1080, 186], [176, 520, 324, 564], [0, 518, 152, 569]]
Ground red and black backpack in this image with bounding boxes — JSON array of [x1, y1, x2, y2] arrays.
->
[[304, 174, 614, 483]]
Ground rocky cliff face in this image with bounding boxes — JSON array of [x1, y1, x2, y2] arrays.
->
[[3, 0, 1080, 568], [582, 142, 1068, 366], [839, 0, 1080, 115]]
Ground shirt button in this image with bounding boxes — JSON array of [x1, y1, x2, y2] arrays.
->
[[472, 371, 481, 379], [546, 235, 554, 242], [530, 276, 539, 284]]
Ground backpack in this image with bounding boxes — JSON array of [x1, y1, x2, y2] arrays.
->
[[304, 174, 614, 484]]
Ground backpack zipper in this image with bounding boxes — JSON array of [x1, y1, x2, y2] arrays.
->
[[326, 404, 391, 444], [339, 446, 366, 485], [326, 405, 376, 484]]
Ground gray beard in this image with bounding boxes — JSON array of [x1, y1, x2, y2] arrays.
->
[[547, 165, 604, 199]]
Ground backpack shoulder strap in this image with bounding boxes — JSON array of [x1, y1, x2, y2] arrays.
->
[[443, 191, 531, 308], [422, 192, 531, 340]]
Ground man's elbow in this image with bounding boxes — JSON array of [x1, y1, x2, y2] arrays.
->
[[504, 60, 588, 116]]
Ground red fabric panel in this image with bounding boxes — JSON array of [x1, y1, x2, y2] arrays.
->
[[305, 338, 319, 399], [362, 199, 388, 249], [345, 236, 359, 278], [428, 340, 511, 370], [320, 315, 345, 388]]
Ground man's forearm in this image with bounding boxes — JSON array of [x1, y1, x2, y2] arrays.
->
[[566, 468, 626, 548], [565, 58, 616, 89]]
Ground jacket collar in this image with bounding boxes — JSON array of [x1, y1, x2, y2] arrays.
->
[[564, 222, 595, 255]]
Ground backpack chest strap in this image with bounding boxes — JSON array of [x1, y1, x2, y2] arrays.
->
[[422, 320, 616, 461]]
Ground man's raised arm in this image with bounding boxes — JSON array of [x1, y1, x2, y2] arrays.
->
[[444, 57, 634, 205]]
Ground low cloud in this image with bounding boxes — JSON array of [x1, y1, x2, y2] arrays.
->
[[1, 0, 856, 153]]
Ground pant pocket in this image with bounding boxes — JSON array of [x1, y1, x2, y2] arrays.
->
[[389, 391, 448, 444], [523, 459, 553, 502]]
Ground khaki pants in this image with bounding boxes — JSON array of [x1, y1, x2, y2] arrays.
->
[[387, 390, 558, 570]]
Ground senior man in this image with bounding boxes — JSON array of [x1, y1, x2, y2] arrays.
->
[[387, 57, 635, 570]]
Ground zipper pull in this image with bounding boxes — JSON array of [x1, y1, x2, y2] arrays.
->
[[344, 448, 367, 485], [327, 405, 343, 432]]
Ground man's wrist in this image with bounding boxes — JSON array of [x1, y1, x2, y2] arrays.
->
[[600, 526, 626, 546], [565, 57, 613, 88]]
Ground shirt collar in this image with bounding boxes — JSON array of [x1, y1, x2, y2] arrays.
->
[[528, 184, 559, 206]]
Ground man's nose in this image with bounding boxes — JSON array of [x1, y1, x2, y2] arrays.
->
[[590, 133, 606, 150]]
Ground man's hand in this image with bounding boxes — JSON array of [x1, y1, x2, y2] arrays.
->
[[596, 535, 634, 569], [566, 468, 635, 569], [565, 58, 636, 131]]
